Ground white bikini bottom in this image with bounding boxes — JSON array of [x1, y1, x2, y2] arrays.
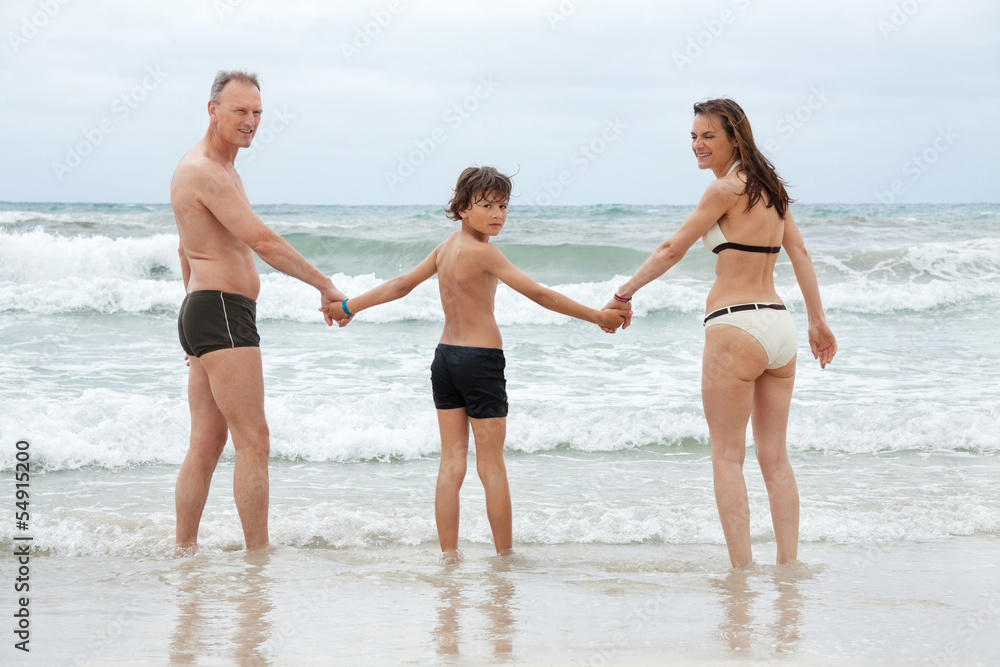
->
[[703, 303, 797, 370]]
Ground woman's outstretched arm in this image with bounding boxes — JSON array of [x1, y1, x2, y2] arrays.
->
[[604, 179, 737, 328]]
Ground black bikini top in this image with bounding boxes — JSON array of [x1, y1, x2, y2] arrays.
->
[[700, 161, 781, 255], [703, 223, 782, 254]]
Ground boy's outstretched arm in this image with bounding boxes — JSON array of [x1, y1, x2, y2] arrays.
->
[[481, 245, 629, 332], [323, 245, 440, 326]]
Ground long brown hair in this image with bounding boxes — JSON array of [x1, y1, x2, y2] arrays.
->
[[693, 98, 794, 219]]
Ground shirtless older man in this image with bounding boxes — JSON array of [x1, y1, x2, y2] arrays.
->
[[171, 70, 346, 554]]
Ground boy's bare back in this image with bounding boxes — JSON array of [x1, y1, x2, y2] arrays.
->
[[435, 227, 505, 349]]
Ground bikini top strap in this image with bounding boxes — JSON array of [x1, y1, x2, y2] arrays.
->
[[712, 242, 781, 254]]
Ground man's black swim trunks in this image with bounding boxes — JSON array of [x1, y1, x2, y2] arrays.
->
[[177, 290, 260, 358], [430, 344, 508, 419]]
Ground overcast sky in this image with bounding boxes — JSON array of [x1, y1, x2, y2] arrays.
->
[[1, 0, 996, 206]]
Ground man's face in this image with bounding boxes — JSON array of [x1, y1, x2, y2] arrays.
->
[[210, 81, 261, 149]]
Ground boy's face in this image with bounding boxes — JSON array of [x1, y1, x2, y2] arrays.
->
[[460, 191, 508, 238]]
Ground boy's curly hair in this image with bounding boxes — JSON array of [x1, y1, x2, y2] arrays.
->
[[444, 166, 512, 221]]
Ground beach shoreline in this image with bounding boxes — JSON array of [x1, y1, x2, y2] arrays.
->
[[5, 536, 997, 665]]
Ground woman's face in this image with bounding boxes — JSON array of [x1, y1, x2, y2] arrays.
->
[[691, 113, 738, 171]]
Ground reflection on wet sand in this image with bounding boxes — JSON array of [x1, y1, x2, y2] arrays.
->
[[713, 569, 759, 653], [482, 571, 516, 658], [431, 560, 517, 661], [770, 564, 804, 653], [432, 575, 464, 656], [169, 550, 274, 666], [712, 563, 806, 658]]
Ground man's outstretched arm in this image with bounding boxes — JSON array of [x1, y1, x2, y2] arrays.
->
[[193, 162, 348, 324]]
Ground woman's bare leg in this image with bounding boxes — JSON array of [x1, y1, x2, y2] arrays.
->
[[751, 360, 799, 565], [702, 326, 768, 568]]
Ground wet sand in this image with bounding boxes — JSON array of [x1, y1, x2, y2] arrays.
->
[[10, 536, 999, 665]]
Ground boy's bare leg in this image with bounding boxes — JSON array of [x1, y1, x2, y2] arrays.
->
[[470, 417, 512, 555], [435, 408, 470, 559], [175, 356, 229, 555], [197, 347, 271, 550]]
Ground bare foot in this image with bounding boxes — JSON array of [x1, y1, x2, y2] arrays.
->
[[174, 542, 199, 558], [438, 549, 464, 565]]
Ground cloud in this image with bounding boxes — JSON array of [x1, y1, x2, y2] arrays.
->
[[0, 0, 996, 204]]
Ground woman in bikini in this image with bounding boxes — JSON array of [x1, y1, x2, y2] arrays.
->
[[605, 98, 837, 568]]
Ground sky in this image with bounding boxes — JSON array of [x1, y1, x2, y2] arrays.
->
[[1, 0, 997, 206]]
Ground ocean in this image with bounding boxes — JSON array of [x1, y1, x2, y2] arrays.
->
[[1, 201, 998, 665]]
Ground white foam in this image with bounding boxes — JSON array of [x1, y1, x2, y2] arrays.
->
[[5, 373, 996, 475], [0, 229, 179, 282], [10, 474, 998, 558], [4, 229, 998, 318]]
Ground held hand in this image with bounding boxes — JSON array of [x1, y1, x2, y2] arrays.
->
[[320, 287, 350, 327], [596, 308, 630, 334], [601, 298, 633, 331], [808, 320, 837, 369], [322, 301, 354, 328]]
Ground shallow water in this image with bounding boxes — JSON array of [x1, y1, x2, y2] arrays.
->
[[1, 202, 999, 663]]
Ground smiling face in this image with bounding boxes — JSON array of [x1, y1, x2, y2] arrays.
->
[[691, 112, 738, 173], [460, 191, 508, 239], [209, 80, 261, 149]]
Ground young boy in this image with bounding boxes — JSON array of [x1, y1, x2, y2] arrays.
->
[[326, 166, 628, 562]]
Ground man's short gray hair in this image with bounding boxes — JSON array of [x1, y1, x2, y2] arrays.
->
[[209, 70, 260, 103]]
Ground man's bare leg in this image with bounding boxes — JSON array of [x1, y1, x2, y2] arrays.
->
[[435, 408, 470, 562], [470, 417, 512, 555], [198, 347, 270, 550], [175, 355, 229, 555]]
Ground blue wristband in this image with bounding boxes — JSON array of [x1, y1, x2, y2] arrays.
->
[[340, 299, 352, 317]]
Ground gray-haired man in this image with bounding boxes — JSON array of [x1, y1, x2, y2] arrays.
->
[[170, 70, 347, 554]]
